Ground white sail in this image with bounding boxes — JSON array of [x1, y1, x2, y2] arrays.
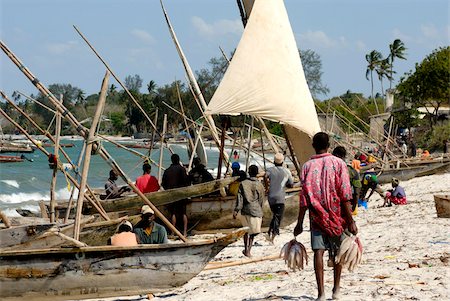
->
[[206, 0, 321, 164]]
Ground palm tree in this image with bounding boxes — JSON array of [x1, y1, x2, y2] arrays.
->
[[366, 50, 382, 113], [388, 39, 407, 89], [76, 90, 86, 106], [375, 58, 392, 96]]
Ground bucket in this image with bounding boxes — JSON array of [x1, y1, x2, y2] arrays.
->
[[358, 199, 368, 209]]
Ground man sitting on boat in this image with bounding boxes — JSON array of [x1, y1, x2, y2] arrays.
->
[[228, 162, 242, 196], [383, 177, 407, 206], [134, 205, 168, 244], [188, 157, 214, 184], [104, 169, 130, 199], [108, 220, 138, 246], [136, 163, 160, 193], [233, 165, 265, 257]]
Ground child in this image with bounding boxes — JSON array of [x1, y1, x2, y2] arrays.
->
[[383, 177, 407, 206]]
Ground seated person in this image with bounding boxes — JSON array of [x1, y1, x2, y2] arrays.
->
[[188, 157, 214, 185], [104, 170, 130, 199], [136, 163, 160, 193], [228, 162, 242, 196], [134, 205, 168, 244], [108, 220, 138, 246], [383, 178, 407, 206]]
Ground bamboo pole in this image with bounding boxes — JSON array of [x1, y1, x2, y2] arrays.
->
[[148, 108, 158, 158], [205, 254, 280, 270], [245, 117, 254, 172], [16, 91, 56, 114], [176, 82, 195, 154], [158, 114, 167, 183], [1, 41, 186, 241], [0, 91, 109, 220], [72, 26, 160, 138], [217, 118, 229, 179], [282, 125, 302, 177], [49, 94, 62, 223], [188, 122, 205, 171], [159, 0, 221, 147], [73, 71, 109, 240]]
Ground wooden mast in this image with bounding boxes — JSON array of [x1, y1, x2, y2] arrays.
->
[[1, 40, 184, 241], [158, 114, 167, 183], [49, 94, 62, 222], [73, 71, 109, 240]]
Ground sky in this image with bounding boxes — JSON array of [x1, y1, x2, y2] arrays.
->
[[0, 0, 449, 101]]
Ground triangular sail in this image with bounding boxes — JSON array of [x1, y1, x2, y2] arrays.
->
[[206, 0, 321, 164]]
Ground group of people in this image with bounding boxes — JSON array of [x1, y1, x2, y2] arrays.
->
[[105, 153, 214, 238], [104, 131, 410, 300]]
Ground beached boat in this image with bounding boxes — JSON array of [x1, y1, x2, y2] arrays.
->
[[0, 228, 245, 301], [376, 162, 450, 184], [0, 154, 24, 163], [434, 194, 450, 218]]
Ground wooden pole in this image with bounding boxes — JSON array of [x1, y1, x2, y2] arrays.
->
[[158, 114, 167, 183], [159, 1, 221, 147], [49, 94, 62, 223], [217, 118, 229, 179], [64, 141, 86, 224], [1, 42, 186, 242], [148, 108, 158, 158], [282, 125, 302, 177], [188, 122, 205, 171], [256, 117, 281, 154], [73, 71, 110, 240], [245, 117, 254, 172], [176, 82, 195, 154]]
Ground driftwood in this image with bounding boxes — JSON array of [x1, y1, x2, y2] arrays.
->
[[205, 254, 280, 270]]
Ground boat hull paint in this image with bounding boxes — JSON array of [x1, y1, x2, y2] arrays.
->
[[0, 229, 244, 301]]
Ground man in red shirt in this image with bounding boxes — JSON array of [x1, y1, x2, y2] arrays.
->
[[135, 163, 160, 193], [294, 132, 357, 301]]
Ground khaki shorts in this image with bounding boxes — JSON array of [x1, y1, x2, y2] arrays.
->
[[239, 214, 262, 235]]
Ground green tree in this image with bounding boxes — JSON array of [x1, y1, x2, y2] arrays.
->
[[124, 74, 143, 92], [375, 58, 392, 96], [365, 50, 383, 113], [388, 39, 407, 89], [397, 46, 449, 128], [299, 49, 329, 98]]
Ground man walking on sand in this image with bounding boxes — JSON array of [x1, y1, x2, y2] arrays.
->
[[294, 132, 358, 301]]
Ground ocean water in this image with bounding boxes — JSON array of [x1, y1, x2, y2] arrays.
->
[[0, 139, 267, 215]]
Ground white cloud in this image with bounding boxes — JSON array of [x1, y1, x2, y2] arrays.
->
[[298, 30, 345, 49], [131, 29, 155, 44], [355, 40, 366, 51], [191, 16, 242, 37], [45, 41, 78, 55], [421, 24, 439, 40]]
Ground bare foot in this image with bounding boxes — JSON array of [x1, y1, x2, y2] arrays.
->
[[242, 250, 251, 257], [332, 288, 341, 300], [315, 296, 325, 301]]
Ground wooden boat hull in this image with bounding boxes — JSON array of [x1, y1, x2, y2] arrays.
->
[[187, 193, 299, 231], [434, 194, 450, 218], [376, 163, 449, 184], [0, 155, 24, 163], [0, 229, 245, 301]]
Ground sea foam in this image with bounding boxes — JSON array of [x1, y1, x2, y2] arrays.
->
[[1, 180, 20, 188]]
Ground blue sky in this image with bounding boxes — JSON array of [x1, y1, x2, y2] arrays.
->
[[1, 0, 448, 101]]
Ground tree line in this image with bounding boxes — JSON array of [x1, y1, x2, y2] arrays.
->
[[2, 45, 448, 150]]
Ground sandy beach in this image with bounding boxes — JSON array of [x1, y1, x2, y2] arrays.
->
[[123, 172, 448, 301]]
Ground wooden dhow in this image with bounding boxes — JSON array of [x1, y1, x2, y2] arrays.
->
[[0, 228, 246, 301]]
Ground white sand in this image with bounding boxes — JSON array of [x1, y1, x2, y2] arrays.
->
[[92, 173, 450, 301]]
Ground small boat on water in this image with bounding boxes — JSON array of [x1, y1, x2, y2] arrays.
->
[[434, 194, 450, 218], [0, 228, 245, 301], [0, 155, 24, 163], [0, 141, 34, 153], [41, 142, 75, 148]]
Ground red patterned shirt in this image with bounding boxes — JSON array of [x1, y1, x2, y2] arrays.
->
[[300, 153, 352, 236]]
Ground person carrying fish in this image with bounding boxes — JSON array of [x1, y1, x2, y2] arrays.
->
[[294, 132, 358, 301]]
